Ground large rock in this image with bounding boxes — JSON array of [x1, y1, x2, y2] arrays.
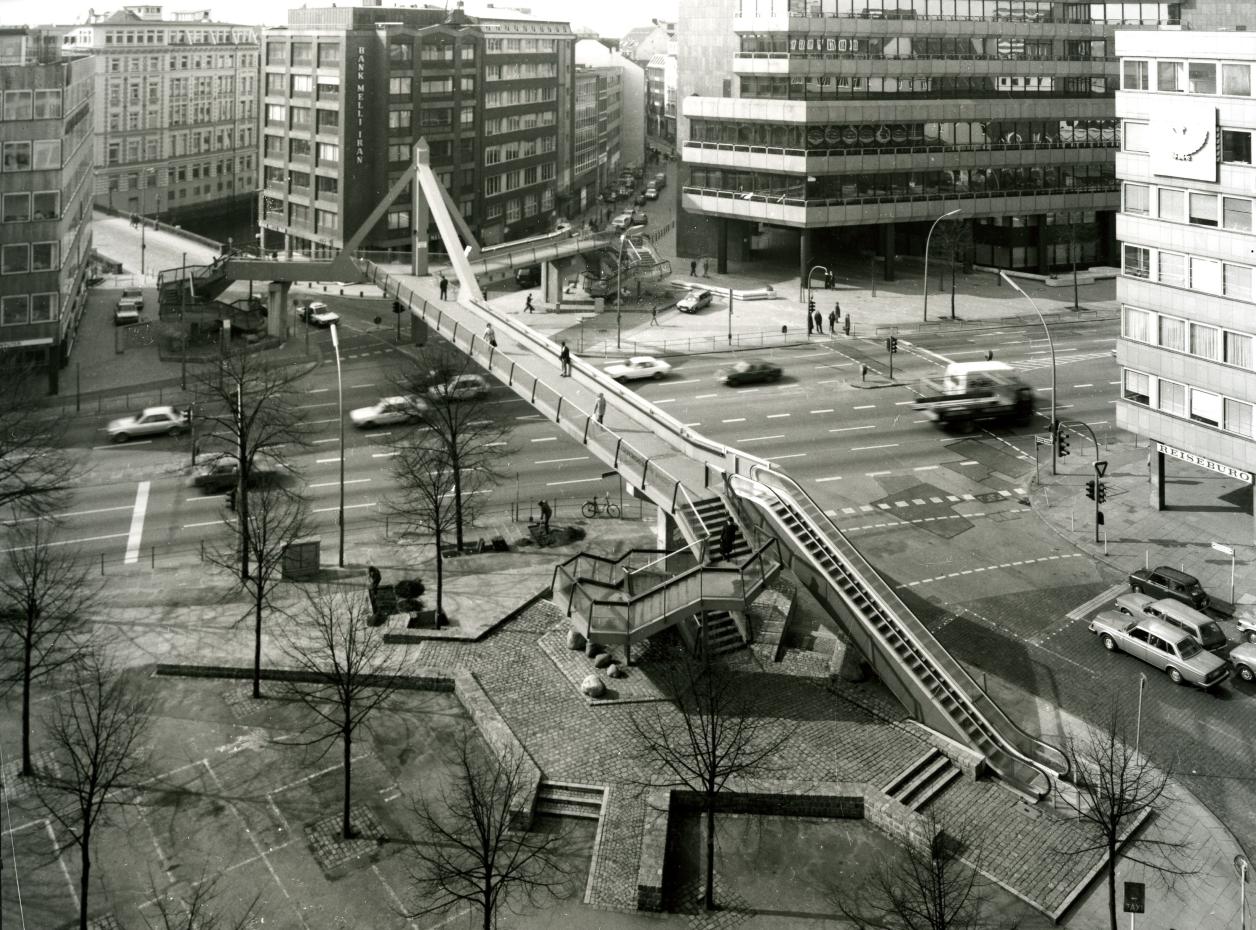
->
[[566, 630, 587, 651], [607, 663, 625, 679], [585, 640, 602, 659], [593, 652, 614, 669], [580, 674, 605, 698]]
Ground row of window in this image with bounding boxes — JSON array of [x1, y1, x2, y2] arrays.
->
[[0, 293, 59, 327], [484, 136, 557, 165], [1122, 244, 1254, 301], [1, 192, 60, 223], [772, 0, 1175, 23], [485, 87, 557, 109], [1124, 183, 1255, 232], [385, 42, 477, 65], [1, 140, 61, 172], [99, 28, 256, 48], [1124, 121, 1253, 167], [484, 111, 558, 134], [484, 38, 558, 55], [265, 42, 341, 68], [485, 62, 557, 81], [483, 163, 556, 196], [739, 74, 1113, 100], [107, 52, 254, 72], [1123, 368, 1253, 440], [739, 33, 1110, 61], [484, 188, 557, 223], [1, 90, 63, 122], [1124, 305, 1254, 371], [688, 117, 1118, 150], [1122, 58, 1254, 97], [0, 241, 59, 273]]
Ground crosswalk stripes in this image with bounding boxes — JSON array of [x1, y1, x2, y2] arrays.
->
[[826, 488, 1027, 518]]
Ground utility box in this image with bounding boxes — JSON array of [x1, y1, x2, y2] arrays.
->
[[282, 536, 320, 580]]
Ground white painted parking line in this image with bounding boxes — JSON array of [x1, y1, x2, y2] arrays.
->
[[124, 481, 150, 565], [310, 478, 372, 489], [536, 456, 588, 465], [829, 425, 875, 432], [852, 443, 898, 451]]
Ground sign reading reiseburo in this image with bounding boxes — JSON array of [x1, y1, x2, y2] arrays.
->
[[1155, 441, 1253, 484]]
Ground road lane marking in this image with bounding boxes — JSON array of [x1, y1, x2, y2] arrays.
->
[[93, 440, 153, 450], [183, 519, 226, 529], [654, 398, 676, 405], [867, 470, 890, 477], [316, 456, 342, 464], [312, 438, 339, 445], [738, 434, 785, 443], [1, 531, 129, 552], [898, 552, 1084, 588], [852, 443, 898, 451], [296, 402, 338, 409], [536, 456, 589, 464], [671, 378, 700, 386], [722, 417, 746, 423], [546, 476, 601, 486], [810, 408, 834, 414], [306, 417, 341, 425], [914, 465, 939, 471], [309, 388, 330, 394], [530, 436, 558, 443], [372, 451, 400, 458], [766, 413, 790, 419], [894, 400, 914, 406], [853, 404, 875, 410], [7, 504, 132, 523], [310, 478, 372, 489], [124, 481, 150, 565], [1073, 383, 1093, 388], [312, 502, 377, 514], [829, 425, 875, 432], [696, 393, 718, 399], [768, 453, 806, 461], [815, 476, 842, 483]]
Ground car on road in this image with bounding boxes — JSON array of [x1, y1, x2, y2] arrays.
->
[[188, 458, 283, 493], [1239, 615, 1256, 644], [349, 395, 428, 428], [107, 406, 189, 442], [644, 186, 659, 201], [300, 302, 340, 327], [120, 287, 144, 311], [604, 356, 672, 381], [1089, 610, 1230, 688], [1229, 642, 1256, 682], [719, 360, 783, 386], [612, 211, 649, 232], [114, 298, 141, 326], [515, 266, 541, 288], [1128, 565, 1208, 610], [428, 374, 489, 402], [677, 289, 713, 314], [1114, 592, 1227, 652]]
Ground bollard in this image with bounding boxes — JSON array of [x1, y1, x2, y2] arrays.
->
[[151, 545, 155, 568], [101, 553, 105, 576]]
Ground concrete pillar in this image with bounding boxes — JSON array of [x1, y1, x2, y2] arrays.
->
[[799, 228, 812, 288], [412, 140, 430, 277], [1150, 446, 1165, 511], [716, 218, 729, 274], [410, 312, 428, 347], [267, 281, 290, 339], [542, 260, 564, 306], [1036, 214, 1050, 274], [881, 223, 896, 282]]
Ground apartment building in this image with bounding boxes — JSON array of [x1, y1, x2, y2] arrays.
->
[[645, 50, 677, 151], [0, 28, 94, 393], [259, 4, 575, 256], [675, 0, 1174, 276], [1114, 29, 1256, 522], [573, 65, 623, 210], [59, 6, 259, 225]]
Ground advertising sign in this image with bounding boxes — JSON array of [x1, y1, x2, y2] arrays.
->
[[1155, 441, 1252, 484], [1150, 99, 1217, 183]]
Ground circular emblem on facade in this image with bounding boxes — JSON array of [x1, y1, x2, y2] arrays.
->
[[841, 126, 859, 146], [858, 125, 876, 145], [875, 125, 891, 144], [807, 127, 826, 148], [825, 125, 842, 145], [1167, 121, 1212, 162], [891, 125, 907, 144]]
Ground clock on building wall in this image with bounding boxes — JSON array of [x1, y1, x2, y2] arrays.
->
[[1150, 98, 1218, 183]]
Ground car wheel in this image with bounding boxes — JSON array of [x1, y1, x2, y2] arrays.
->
[[1167, 666, 1184, 685], [1131, 583, 1143, 594], [112, 432, 129, 443], [1101, 634, 1117, 652], [1247, 631, 1256, 645], [168, 425, 183, 437], [1240, 664, 1255, 683]]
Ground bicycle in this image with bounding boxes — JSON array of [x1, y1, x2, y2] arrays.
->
[[582, 493, 621, 519]]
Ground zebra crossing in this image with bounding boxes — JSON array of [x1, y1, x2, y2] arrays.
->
[[825, 487, 1028, 519]]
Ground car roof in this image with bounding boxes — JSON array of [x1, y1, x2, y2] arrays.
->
[[141, 405, 178, 416], [379, 395, 413, 405], [627, 356, 657, 364], [1132, 617, 1195, 641], [1148, 566, 1199, 583]]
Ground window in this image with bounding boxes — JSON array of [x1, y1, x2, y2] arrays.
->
[[1125, 183, 1149, 214], [386, 209, 410, 230], [2, 142, 30, 171], [1190, 388, 1222, 426], [1224, 197, 1252, 231], [1, 295, 28, 325], [460, 107, 475, 126], [33, 90, 61, 119], [1189, 61, 1217, 95], [317, 43, 340, 68], [389, 41, 413, 63], [1124, 121, 1149, 153], [32, 192, 57, 219], [1123, 369, 1151, 405], [290, 107, 311, 128], [266, 104, 286, 125], [1159, 379, 1186, 417], [3, 91, 32, 121], [1225, 263, 1253, 300], [1123, 306, 1153, 343], [2, 193, 29, 223], [1122, 60, 1149, 90], [291, 42, 313, 66], [1, 244, 27, 274], [317, 142, 338, 164], [1124, 244, 1150, 279], [1191, 257, 1223, 294], [1158, 251, 1186, 287], [505, 199, 521, 223], [1159, 316, 1186, 351], [485, 175, 501, 195], [1225, 331, 1253, 369], [265, 42, 286, 65], [31, 140, 59, 170], [1226, 398, 1254, 437], [1157, 60, 1185, 92], [316, 175, 338, 200], [1224, 63, 1252, 96], [291, 74, 312, 95], [315, 208, 337, 232], [1190, 321, 1220, 359], [1189, 192, 1218, 227], [1222, 130, 1252, 164], [523, 194, 537, 217], [29, 293, 55, 323], [387, 143, 408, 162], [1159, 188, 1185, 220], [389, 77, 411, 96], [388, 110, 411, 130], [30, 242, 56, 271]]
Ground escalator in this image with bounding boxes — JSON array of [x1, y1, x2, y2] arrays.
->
[[157, 254, 231, 312], [727, 467, 1068, 801]]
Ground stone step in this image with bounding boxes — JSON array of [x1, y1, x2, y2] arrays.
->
[[883, 748, 961, 813], [535, 781, 605, 820]]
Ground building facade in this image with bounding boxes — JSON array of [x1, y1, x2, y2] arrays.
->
[[59, 6, 259, 225], [259, 5, 575, 257], [674, 0, 1175, 275], [645, 50, 677, 151], [573, 65, 623, 211], [1114, 29, 1256, 524], [577, 38, 645, 172], [0, 29, 93, 393]]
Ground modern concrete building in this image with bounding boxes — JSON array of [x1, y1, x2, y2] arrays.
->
[[1114, 28, 1256, 528], [577, 38, 645, 171], [573, 65, 623, 211], [645, 49, 677, 152], [674, 0, 1175, 278], [0, 28, 94, 393], [259, 3, 575, 256], [59, 6, 259, 226]]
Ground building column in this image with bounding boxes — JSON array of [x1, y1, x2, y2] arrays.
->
[[267, 281, 291, 339], [799, 228, 812, 290], [1149, 445, 1165, 511], [881, 223, 896, 282], [716, 218, 729, 274], [412, 140, 430, 277], [1036, 214, 1050, 274], [542, 260, 563, 305]]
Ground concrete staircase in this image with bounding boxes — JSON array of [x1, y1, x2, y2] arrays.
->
[[687, 610, 745, 657], [534, 781, 605, 820], [883, 748, 961, 813]]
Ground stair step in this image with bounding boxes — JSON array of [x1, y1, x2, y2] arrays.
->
[[884, 748, 945, 798], [896, 754, 954, 808], [535, 782, 604, 820]]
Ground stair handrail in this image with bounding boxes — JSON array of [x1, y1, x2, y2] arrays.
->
[[735, 467, 1067, 781]]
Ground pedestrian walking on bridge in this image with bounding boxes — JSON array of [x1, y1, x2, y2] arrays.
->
[[559, 341, 572, 377], [438, 273, 448, 300]]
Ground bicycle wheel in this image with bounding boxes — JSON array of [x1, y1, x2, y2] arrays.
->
[[605, 502, 621, 518], [581, 501, 597, 518]]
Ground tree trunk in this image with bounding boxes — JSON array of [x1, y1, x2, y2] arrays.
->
[[704, 802, 716, 911], [452, 462, 465, 551], [252, 587, 263, 699], [238, 456, 251, 582], [78, 826, 92, 930], [342, 724, 353, 839], [1106, 840, 1117, 930], [21, 625, 32, 775], [482, 882, 493, 930], [434, 531, 444, 622]]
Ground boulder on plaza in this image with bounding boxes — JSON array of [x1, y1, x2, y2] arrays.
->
[[567, 630, 587, 651], [581, 674, 605, 698]]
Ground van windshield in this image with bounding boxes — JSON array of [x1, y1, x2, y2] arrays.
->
[[1200, 622, 1224, 642]]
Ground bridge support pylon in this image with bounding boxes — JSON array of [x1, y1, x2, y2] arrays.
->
[[541, 255, 580, 307], [412, 140, 430, 277], [267, 281, 291, 339]]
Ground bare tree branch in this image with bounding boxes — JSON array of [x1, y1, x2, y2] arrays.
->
[[0, 367, 81, 516], [142, 868, 262, 930], [387, 437, 464, 621]]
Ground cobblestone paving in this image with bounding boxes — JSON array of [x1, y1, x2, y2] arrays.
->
[[304, 803, 394, 877], [0, 750, 57, 801], [537, 627, 668, 705]]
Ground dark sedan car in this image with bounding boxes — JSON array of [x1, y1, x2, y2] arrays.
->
[[719, 360, 783, 386]]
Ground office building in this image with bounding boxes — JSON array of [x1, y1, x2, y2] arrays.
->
[[674, 0, 1177, 276], [59, 6, 259, 225], [259, 4, 575, 256], [645, 49, 677, 152], [577, 38, 645, 172], [1114, 29, 1256, 527], [0, 28, 94, 393], [573, 65, 623, 211]]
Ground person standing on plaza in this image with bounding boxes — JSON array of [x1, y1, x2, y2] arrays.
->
[[690, 259, 697, 276], [439, 273, 448, 300], [814, 310, 824, 334], [650, 305, 659, 326], [828, 309, 837, 333], [559, 341, 572, 376], [538, 500, 551, 532], [525, 293, 534, 313]]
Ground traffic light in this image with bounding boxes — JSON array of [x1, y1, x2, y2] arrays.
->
[[889, 336, 899, 354], [808, 295, 816, 314], [393, 300, 405, 314], [1097, 481, 1107, 504], [1085, 479, 1096, 501], [1057, 429, 1070, 458]]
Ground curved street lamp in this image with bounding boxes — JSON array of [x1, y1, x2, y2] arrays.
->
[[923, 208, 962, 322], [615, 223, 646, 349], [803, 263, 829, 331], [999, 270, 1057, 474]]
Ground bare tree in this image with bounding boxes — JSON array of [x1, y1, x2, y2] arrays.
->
[[0, 516, 96, 775], [193, 352, 307, 580], [388, 438, 463, 621], [206, 484, 310, 698], [401, 344, 510, 551], [829, 814, 1005, 930], [404, 726, 570, 930], [142, 869, 262, 930], [1058, 707, 1194, 930], [628, 642, 795, 911], [0, 367, 79, 516], [278, 586, 402, 839], [36, 654, 153, 930]]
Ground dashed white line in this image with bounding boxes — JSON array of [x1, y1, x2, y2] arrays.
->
[[536, 456, 589, 465], [853, 404, 875, 410], [829, 425, 875, 433], [312, 502, 377, 514], [124, 481, 150, 565], [914, 465, 939, 471], [722, 417, 747, 423], [739, 434, 785, 443], [768, 453, 806, 461], [696, 393, 718, 399], [546, 476, 601, 486], [531, 436, 558, 443], [815, 476, 843, 483], [867, 470, 891, 477], [852, 443, 898, 451], [316, 456, 343, 464], [811, 408, 834, 414], [766, 413, 791, 419], [310, 478, 372, 489]]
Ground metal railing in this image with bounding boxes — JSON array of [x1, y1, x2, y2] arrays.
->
[[683, 139, 1118, 158]]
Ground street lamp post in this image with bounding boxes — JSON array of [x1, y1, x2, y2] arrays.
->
[[615, 224, 645, 350], [140, 219, 146, 277], [803, 264, 828, 332], [1135, 672, 1147, 752], [329, 323, 346, 567], [923, 208, 961, 322], [999, 271, 1058, 473]]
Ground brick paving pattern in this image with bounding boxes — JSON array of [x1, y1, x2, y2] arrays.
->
[[304, 803, 394, 877], [537, 627, 669, 705]]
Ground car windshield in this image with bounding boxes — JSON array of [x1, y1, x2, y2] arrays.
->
[[1177, 638, 1202, 659], [1201, 621, 1224, 640]]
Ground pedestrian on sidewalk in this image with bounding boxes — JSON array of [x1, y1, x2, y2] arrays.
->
[[559, 340, 572, 377], [828, 309, 837, 332], [834, 299, 841, 320], [814, 310, 824, 334], [538, 500, 551, 531], [807, 313, 814, 336], [484, 323, 496, 347], [525, 293, 534, 313], [438, 273, 448, 300], [690, 259, 697, 276], [701, 258, 709, 277], [593, 392, 606, 424], [650, 305, 659, 326]]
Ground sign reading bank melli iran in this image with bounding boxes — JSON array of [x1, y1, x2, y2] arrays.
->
[[1155, 441, 1252, 483]]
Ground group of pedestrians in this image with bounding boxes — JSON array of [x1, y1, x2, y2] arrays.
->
[[806, 301, 843, 335]]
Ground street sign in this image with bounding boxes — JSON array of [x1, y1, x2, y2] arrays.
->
[[1123, 881, 1145, 914], [1213, 542, 1235, 556], [1095, 460, 1108, 477], [1035, 435, 1050, 446]]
